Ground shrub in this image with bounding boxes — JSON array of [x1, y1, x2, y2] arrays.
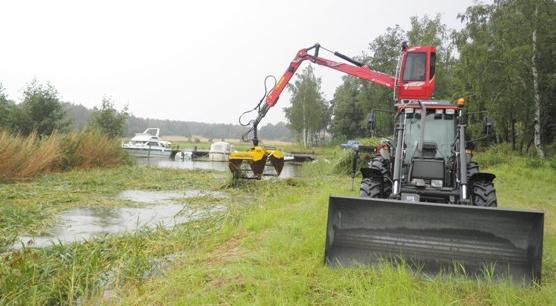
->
[[525, 158, 544, 169], [550, 158, 556, 170], [474, 143, 514, 168]]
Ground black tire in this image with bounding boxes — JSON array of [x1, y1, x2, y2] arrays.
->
[[382, 179, 392, 198], [360, 177, 383, 198], [467, 160, 480, 178], [472, 181, 497, 207]]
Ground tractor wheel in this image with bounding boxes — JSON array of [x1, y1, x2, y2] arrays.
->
[[360, 177, 383, 198], [471, 180, 497, 207], [382, 179, 392, 198], [467, 160, 480, 178]]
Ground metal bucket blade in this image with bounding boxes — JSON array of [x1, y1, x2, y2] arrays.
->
[[269, 155, 284, 176], [228, 159, 243, 177], [324, 196, 544, 284], [249, 155, 268, 179]]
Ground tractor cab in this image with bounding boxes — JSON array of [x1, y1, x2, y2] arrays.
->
[[374, 101, 461, 203], [398, 102, 459, 191]]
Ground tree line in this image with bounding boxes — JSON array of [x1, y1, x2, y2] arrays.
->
[[0, 81, 129, 139], [283, 0, 555, 157], [0, 81, 293, 141]]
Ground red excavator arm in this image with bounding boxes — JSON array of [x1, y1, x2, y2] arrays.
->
[[240, 43, 436, 145], [266, 43, 436, 108], [265, 44, 394, 108]]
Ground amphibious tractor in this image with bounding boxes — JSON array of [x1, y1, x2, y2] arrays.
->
[[231, 42, 544, 283]]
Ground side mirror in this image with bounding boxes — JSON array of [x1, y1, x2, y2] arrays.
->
[[483, 117, 493, 136], [367, 111, 376, 132]]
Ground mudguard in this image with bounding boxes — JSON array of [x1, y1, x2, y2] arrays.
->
[[324, 196, 544, 284]]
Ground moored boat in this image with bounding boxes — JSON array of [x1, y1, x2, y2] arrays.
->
[[122, 128, 173, 158]]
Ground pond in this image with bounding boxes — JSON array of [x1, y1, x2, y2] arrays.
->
[[14, 190, 227, 249]]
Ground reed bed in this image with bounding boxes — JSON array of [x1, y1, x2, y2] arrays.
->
[[0, 130, 129, 182]]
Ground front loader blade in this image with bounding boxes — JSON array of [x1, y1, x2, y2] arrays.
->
[[324, 196, 544, 284]]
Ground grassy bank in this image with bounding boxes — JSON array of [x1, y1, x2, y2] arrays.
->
[[0, 130, 129, 183], [1, 149, 555, 305], [113, 156, 556, 305]]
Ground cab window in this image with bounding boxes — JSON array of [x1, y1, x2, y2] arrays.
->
[[403, 52, 427, 82]]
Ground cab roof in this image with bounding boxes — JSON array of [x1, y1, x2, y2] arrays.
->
[[396, 100, 459, 112]]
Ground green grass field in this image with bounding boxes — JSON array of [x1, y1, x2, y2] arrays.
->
[[1, 148, 555, 305]]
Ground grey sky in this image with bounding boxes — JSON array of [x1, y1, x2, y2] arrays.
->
[[1, 0, 478, 124]]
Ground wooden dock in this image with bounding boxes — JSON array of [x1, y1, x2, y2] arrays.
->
[[289, 151, 316, 162]]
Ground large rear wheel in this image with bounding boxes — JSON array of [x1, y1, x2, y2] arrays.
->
[[471, 180, 497, 207]]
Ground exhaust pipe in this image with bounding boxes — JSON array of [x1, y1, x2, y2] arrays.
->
[[325, 196, 544, 284]]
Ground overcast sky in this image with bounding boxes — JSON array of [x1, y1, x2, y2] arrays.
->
[[1, 0, 480, 124]]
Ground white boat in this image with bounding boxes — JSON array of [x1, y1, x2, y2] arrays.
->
[[283, 152, 295, 161], [122, 128, 173, 158], [208, 141, 232, 161]]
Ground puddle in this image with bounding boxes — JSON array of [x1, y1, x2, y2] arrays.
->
[[135, 158, 303, 178], [13, 189, 227, 249]]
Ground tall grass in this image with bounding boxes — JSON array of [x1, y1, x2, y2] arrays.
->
[[0, 130, 129, 182], [0, 131, 61, 182], [58, 130, 129, 170]]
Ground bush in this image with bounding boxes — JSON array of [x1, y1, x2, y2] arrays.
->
[[474, 143, 515, 168], [550, 158, 556, 170], [525, 158, 544, 169]]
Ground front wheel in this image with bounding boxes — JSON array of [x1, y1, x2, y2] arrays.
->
[[360, 177, 391, 198], [471, 181, 497, 207], [360, 177, 382, 198]]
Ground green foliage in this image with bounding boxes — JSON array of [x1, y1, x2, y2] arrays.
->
[[550, 157, 556, 170], [0, 84, 11, 128], [284, 65, 329, 146], [331, 77, 367, 138], [87, 97, 129, 138], [332, 25, 402, 139], [330, 1, 556, 157], [453, 0, 556, 153], [18, 80, 70, 136]]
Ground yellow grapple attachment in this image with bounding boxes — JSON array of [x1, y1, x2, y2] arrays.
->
[[229, 146, 284, 179]]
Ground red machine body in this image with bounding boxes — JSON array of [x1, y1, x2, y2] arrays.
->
[[240, 42, 437, 146], [264, 43, 436, 109]]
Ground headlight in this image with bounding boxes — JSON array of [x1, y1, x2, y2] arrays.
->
[[431, 179, 443, 188], [411, 178, 426, 187]]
